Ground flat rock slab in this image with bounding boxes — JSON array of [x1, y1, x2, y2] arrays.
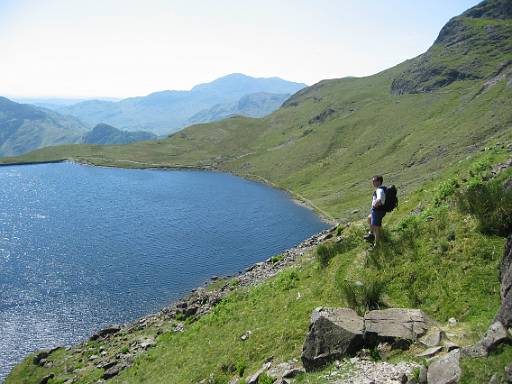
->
[[427, 349, 461, 384], [364, 308, 429, 341], [301, 307, 364, 371], [416, 346, 443, 359]]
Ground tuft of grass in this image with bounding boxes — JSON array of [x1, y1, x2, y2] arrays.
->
[[338, 278, 387, 316], [457, 177, 512, 236]]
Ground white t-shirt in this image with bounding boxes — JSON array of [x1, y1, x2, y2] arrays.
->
[[372, 187, 386, 208]]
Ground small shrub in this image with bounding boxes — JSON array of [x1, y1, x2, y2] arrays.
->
[[235, 360, 246, 377], [434, 178, 459, 206], [270, 255, 283, 263], [316, 243, 337, 268], [339, 278, 387, 316], [273, 269, 299, 290], [457, 178, 512, 236], [258, 373, 275, 384], [316, 237, 359, 268], [336, 225, 344, 236]]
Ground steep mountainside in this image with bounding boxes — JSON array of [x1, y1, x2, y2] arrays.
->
[[0, 97, 87, 157], [83, 124, 157, 145], [55, 74, 306, 134]]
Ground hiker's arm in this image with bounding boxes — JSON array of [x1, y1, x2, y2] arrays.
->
[[372, 189, 384, 208]]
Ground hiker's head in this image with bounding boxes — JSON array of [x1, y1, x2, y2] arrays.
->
[[372, 175, 383, 187]]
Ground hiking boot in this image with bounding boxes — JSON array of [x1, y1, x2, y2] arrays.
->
[[363, 232, 375, 242]]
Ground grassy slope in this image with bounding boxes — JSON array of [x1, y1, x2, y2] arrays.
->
[[4, 8, 512, 384], [6, 155, 512, 384]]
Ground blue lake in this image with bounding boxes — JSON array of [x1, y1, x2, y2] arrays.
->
[[0, 162, 328, 380]]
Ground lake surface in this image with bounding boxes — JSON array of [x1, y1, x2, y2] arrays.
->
[[0, 162, 328, 381]]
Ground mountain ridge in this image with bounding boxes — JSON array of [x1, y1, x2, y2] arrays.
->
[[54, 74, 306, 134]]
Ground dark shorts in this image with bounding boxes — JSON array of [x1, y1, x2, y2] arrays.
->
[[370, 208, 386, 227]]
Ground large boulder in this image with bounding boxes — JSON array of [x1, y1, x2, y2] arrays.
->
[[497, 235, 512, 328], [301, 308, 364, 371], [427, 349, 461, 384], [364, 308, 429, 341]]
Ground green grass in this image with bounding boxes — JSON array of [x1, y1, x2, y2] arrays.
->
[[7, 165, 512, 383]]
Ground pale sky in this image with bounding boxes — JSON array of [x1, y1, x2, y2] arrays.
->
[[0, 0, 480, 98]]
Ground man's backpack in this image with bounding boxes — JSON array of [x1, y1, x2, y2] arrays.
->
[[381, 185, 398, 212]]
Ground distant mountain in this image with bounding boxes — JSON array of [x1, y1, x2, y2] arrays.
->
[[186, 92, 291, 125], [12, 97, 120, 111], [0, 97, 87, 157], [0, 98, 160, 157], [54, 74, 306, 134], [83, 123, 157, 145]]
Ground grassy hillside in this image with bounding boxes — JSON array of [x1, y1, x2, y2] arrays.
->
[[2, 5, 511, 221], [6, 152, 512, 384]]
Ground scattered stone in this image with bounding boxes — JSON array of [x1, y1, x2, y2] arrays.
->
[[463, 321, 509, 358], [443, 342, 460, 352], [364, 308, 429, 341], [33, 350, 50, 366], [103, 365, 121, 380], [89, 355, 98, 361], [301, 307, 364, 371], [419, 365, 428, 384], [247, 361, 272, 384], [448, 318, 457, 327], [426, 349, 461, 384], [96, 361, 116, 370], [420, 328, 444, 347], [481, 321, 509, 352], [416, 346, 443, 359], [90, 326, 121, 341], [488, 373, 498, 384], [352, 209, 360, 214], [39, 373, 55, 384], [505, 363, 512, 383], [173, 322, 185, 332], [283, 367, 305, 378], [240, 330, 252, 341], [138, 337, 156, 350]]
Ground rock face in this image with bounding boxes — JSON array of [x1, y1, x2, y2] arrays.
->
[[301, 308, 364, 371], [426, 349, 461, 384], [365, 308, 429, 341], [301, 307, 429, 371], [390, 0, 512, 96], [497, 234, 512, 327]]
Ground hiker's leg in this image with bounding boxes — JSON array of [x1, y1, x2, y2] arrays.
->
[[374, 225, 383, 244], [367, 214, 372, 228]]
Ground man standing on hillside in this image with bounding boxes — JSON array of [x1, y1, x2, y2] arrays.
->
[[364, 175, 386, 245]]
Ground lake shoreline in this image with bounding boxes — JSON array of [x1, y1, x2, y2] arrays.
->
[[7, 225, 337, 382], [0, 158, 337, 225]]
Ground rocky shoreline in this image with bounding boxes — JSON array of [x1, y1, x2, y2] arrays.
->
[[25, 225, 339, 383]]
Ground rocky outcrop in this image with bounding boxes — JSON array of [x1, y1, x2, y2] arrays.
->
[[301, 307, 430, 371], [301, 308, 365, 371], [462, 321, 509, 357], [365, 308, 429, 342], [497, 234, 512, 327]]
